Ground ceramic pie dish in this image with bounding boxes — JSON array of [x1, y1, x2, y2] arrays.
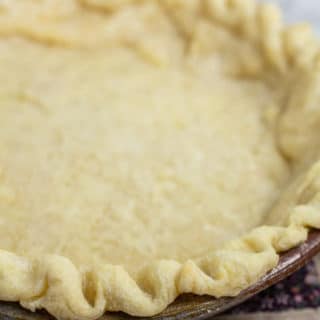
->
[[0, 1, 320, 320]]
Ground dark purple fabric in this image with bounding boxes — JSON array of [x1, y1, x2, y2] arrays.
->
[[227, 261, 320, 314]]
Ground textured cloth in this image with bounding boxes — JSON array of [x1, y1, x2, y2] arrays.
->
[[217, 257, 320, 319], [217, 256, 320, 319]]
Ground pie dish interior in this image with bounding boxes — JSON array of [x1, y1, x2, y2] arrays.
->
[[0, 1, 320, 319]]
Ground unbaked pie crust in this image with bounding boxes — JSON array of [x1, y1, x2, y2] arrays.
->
[[0, 0, 320, 319]]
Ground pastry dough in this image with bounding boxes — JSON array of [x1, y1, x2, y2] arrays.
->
[[0, 1, 320, 319]]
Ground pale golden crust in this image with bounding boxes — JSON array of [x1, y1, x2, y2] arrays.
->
[[0, 1, 319, 320]]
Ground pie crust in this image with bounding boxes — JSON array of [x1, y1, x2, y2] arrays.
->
[[0, 1, 320, 319]]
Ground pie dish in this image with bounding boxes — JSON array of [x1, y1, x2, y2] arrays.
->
[[0, 0, 320, 319]]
